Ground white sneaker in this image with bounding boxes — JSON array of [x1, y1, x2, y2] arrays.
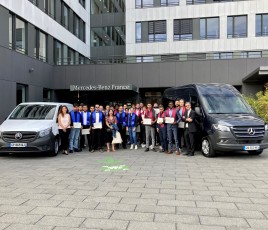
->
[[149, 145, 153, 149], [130, 144, 134, 150], [135, 145, 138, 150], [141, 144, 146, 148]]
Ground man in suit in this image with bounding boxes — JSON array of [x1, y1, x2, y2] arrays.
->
[[183, 102, 197, 156]]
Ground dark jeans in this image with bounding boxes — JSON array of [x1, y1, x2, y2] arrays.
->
[[158, 126, 168, 151], [59, 128, 70, 151], [140, 124, 146, 144], [184, 128, 196, 155], [118, 124, 126, 148], [178, 128, 184, 149], [91, 128, 103, 150]]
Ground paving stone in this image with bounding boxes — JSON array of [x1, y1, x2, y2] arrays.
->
[[29, 207, 73, 216], [36, 216, 85, 227], [177, 224, 226, 230], [59, 200, 98, 209], [176, 207, 219, 217], [158, 199, 196, 207], [154, 213, 199, 224], [0, 214, 43, 224], [200, 216, 250, 228], [127, 221, 176, 230], [17, 194, 54, 200], [96, 202, 136, 212], [84, 196, 121, 204], [120, 198, 157, 205], [111, 211, 154, 222], [5, 224, 53, 230], [213, 196, 251, 203], [69, 208, 112, 219], [82, 218, 129, 230], [247, 219, 268, 229], [23, 199, 62, 207], [196, 201, 238, 210], [107, 191, 141, 198], [218, 209, 265, 219], [0, 223, 10, 230], [135, 205, 175, 214], [0, 205, 34, 214]]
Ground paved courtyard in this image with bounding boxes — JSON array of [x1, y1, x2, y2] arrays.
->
[[0, 149, 268, 230]]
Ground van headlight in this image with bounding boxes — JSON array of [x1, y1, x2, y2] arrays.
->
[[265, 124, 268, 131], [39, 128, 51, 138], [213, 124, 230, 132]]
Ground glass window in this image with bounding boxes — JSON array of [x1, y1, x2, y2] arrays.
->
[[174, 19, 193, 40], [187, 0, 206, 4], [15, 17, 27, 54], [68, 48, 75, 65], [248, 51, 262, 58], [200, 17, 219, 39], [148, 20, 167, 42], [79, 0, 86, 8], [55, 40, 62, 65], [9, 14, 13, 49], [47, 0, 55, 18], [136, 0, 142, 8], [16, 84, 28, 105], [256, 14, 268, 36], [39, 31, 47, 62], [136, 22, 141, 43], [142, 0, 154, 7], [62, 3, 69, 29], [74, 14, 80, 37], [220, 52, 233, 59], [63, 44, 68, 65], [227, 15, 247, 38]]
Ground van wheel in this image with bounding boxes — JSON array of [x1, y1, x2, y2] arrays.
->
[[201, 137, 216, 157], [248, 150, 263, 155], [49, 138, 59, 156]]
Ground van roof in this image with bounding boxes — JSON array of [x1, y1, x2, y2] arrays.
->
[[163, 83, 238, 100], [19, 102, 72, 106]]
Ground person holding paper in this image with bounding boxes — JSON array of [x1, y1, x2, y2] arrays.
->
[[140, 105, 147, 148], [80, 105, 91, 151], [116, 106, 127, 149], [143, 103, 156, 152], [165, 101, 181, 155], [69, 104, 83, 153], [183, 102, 197, 156], [126, 107, 138, 150], [58, 105, 71, 155], [157, 105, 168, 153], [90, 104, 105, 152]]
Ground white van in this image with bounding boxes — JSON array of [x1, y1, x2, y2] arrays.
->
[[0, 102, 73, 156]]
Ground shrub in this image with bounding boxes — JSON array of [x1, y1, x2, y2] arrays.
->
[[244, 91, 268, 123]]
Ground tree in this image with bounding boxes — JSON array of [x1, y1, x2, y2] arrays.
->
[[244, 90, 268, 123]]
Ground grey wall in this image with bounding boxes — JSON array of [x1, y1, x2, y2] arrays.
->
[[52, 57, 268, 93], [0, 45, 54, 123]]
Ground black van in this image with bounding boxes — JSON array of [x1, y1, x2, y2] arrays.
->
[[163, 83, 268, 157]]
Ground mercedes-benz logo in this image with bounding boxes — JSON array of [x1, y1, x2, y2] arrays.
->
[[248, 128, 255, 136], [15, 132, 23, 140]]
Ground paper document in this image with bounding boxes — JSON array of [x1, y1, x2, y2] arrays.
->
[[82, 129, 90, 135], [94, 122, 102, 129], [73, 122, 81, 129], [143, 118, 152, 125], [165, 117, 174, 124], [178, 122, 185, 128], [157, 118, 164, 124]]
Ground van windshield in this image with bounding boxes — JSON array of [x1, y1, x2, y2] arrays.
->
[[201, 94, 253, 114], [9, 105, 56, 120]]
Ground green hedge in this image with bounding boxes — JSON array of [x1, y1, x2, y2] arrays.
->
[[244, 91, 268, 123]]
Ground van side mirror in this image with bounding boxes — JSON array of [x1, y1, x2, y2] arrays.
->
[[195, 107, 201, 115]]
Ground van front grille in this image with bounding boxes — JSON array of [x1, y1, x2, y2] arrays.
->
[[232, 126, 265, 139], [2, 132, 37, 143]]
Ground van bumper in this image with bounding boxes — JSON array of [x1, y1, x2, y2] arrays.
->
[[210, 131, 268, 152], [0, 133, 55, 153]]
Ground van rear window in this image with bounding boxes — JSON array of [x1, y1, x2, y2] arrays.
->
[[10, 105, 56, 120]]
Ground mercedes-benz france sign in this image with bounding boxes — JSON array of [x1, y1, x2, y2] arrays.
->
[[15, 132, 23, 140], [248, 128, 255, 136]]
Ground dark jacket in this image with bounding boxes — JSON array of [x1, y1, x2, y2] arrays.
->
[[184, 109, 197, 132]]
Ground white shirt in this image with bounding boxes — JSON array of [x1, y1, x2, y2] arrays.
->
[[96, 112, 100, 123], [83, 112, 88, 125]]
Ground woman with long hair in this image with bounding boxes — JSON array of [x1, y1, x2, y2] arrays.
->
[[105, 109, 118, 152], [58, 106, 71, 155]]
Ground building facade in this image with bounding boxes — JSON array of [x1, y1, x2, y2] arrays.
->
[[0, 0, 268, 122]]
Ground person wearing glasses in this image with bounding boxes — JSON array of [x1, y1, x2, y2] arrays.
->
[[182, 102, 197, 156], [90, 104, 105, 152]]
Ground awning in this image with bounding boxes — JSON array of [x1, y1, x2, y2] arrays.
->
[[243, 66, 268, 83]]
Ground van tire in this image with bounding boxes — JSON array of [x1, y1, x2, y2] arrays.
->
[[49, 137, 59, 157], [248, 150, 263, 155], [201, 137, 216, 157]]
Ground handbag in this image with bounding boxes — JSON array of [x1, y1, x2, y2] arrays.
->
[[112, 131, 122, 144]]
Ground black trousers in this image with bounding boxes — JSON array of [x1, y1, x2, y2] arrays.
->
[[178, 128, 185, 149], [184, 128, 195, 155], [118, 124, 126, 148], [91, 128, 102, 150], [140, 124, 146, 144], [59, 128, 70, 151], [80, 125, 91, 150]]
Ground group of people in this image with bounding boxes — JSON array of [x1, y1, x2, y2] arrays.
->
[[57, 99, 198, 156]]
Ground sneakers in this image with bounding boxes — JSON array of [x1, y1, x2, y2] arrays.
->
[[69, 149, 73, 153], [149, 145, 153, 149], [90, 149, 95, 153], [151, 148, 156, 152], [141, 144, 146, 148], [130, 144, 134, 150], [145, 148, 149, 152], [135, 145, 138, 150]]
